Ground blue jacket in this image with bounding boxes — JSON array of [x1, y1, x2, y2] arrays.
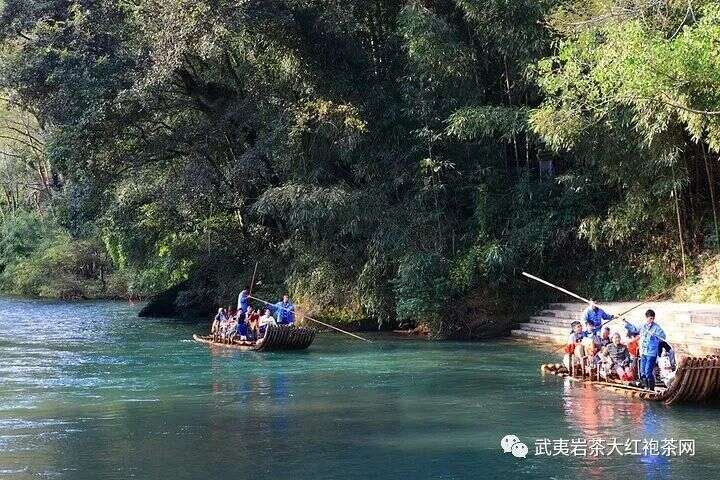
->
[[273, 301, 295, 325], [582, 306, 612, 333], [639, 322, 666, 357], [237, 290, 250, 312], [624, 321, 639, 337]]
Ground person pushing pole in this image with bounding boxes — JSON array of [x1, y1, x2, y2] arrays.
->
[[248, 294, 373, 343]]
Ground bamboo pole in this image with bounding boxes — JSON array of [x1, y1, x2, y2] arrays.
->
[[248, 294, 373, 343], [249, 261, 258, 295], [521, 272, 592, 304], [599, 285, 676, 329]]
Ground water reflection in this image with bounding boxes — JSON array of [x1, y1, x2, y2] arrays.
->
[[639, 406, 668, 480], [562, 378, 675, 479]]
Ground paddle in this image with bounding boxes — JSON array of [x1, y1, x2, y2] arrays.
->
[[248, 294, 373, 343]]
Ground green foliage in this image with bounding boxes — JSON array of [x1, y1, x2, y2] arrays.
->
[[0, 0, 718, 337], [0, 210, 56, 267], [393, 254, 450, 328], [0, 211, 114, 298], [676, 254, 720, 303], [447, 106, 529, 142], [534, 1, 720, 150]]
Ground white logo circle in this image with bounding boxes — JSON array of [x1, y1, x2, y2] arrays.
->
[[511, 442, 529, 458], [500, 434, 520, 453]]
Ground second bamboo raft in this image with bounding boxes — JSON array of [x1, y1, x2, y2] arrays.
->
[[541, 355, 720, 405]]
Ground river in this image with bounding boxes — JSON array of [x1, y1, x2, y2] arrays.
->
[[0, 298, 718, 479]]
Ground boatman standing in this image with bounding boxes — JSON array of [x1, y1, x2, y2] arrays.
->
[[237, 287, 250, 315], [273, 293, 295, 325], [581, 300, 614, 336], [639, 309, 666, 391]]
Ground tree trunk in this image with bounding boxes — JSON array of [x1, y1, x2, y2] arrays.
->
[[701, 143, 719, 251], [673, 184, 687, 277]]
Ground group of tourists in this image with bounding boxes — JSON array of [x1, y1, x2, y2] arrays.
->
[[565, 302, 674, 391], [211, 288, 295, 343]]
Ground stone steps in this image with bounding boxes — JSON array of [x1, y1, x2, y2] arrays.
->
[[513, 301, 720, 355], [538, 310, 581, 320], [517, 322, 569, 336], [528, 316, 575, 327], [547, 303, 587, 312], [510, 329, 567, 343], [512, 304, 586, 344]]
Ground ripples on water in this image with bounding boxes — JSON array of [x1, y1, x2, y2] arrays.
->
[[0, 297, 718, 479]]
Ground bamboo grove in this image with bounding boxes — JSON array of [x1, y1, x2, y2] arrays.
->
[[0, 0, 718, 336]]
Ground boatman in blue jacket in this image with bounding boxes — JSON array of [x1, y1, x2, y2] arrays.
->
[[273, 293, 295, 325], [639, 309, 666, 391], [581, 300, 614, 336], [237, 287, 250, 315]]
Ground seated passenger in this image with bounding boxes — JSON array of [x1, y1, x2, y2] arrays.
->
[[605, 332, 633, 381], [598, 345, 611, 376], [563, 321, 584, 370], [599, 326, 612, 347], [246, 306, 260, 339], [657, 350, 675, 387], [658, 340, 675, 368], [211, 308, 225, 336], [579, 320, 601, 360], [259, 308, 277, 336], [218, 309, 233, 340], [273, 293, 295, 325], [567, 321, 584, 347], [225, 316, 238, 341], [626, 331, 639, 358]]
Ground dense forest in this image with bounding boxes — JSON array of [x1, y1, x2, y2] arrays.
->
[[0, 0, 718, 336]]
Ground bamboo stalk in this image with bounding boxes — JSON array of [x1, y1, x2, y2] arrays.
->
[[701, 143, 720, 251], [674, 187, 687, 277], [671, 164, 688, 277]]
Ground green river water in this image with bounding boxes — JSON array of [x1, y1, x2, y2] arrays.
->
[[1, 298, 718, 479]]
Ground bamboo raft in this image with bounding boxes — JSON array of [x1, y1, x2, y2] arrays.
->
[[541, 356, 720, 405], [193, 325, 316, 352]]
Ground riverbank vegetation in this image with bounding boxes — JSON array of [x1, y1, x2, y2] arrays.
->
[[0, 0, 718, 335]]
